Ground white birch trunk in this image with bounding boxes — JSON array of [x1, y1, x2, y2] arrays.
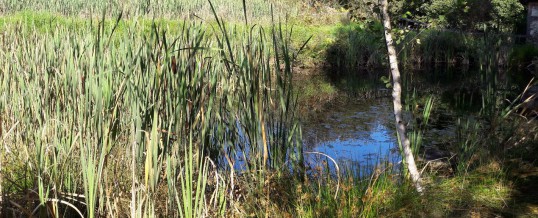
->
[[379, 0, 423, 193]]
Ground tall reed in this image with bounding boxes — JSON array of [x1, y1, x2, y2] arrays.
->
[[0, 4, 302, 216], [0, 0, 298, 22]]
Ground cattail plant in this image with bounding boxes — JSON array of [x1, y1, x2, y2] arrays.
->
[[0, 1, 304, 216]]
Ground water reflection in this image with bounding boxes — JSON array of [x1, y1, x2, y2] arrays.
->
[[303, 98, 400, 172]]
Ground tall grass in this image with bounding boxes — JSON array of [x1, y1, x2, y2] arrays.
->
[[0, 0, 299, 22], [407, 93, 435, 158], [326, 23, 384, 75], [0, 4, 304, 215], [455, 118, 482, 174], [295, 160, 410, 218]]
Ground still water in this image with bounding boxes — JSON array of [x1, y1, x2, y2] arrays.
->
[[303, 98, 401, 171]]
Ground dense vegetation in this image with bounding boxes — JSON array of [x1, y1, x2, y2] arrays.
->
[[1, 0, 537, 217]]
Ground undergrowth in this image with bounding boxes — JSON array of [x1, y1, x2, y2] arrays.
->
[[1, 1, 537, 217]]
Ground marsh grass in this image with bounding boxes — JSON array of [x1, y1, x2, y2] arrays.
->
[[325, 22, 385, 81], [293, 159, 409, 218], [0, 0, 299, 22], [2, 1, 535, 216], [406, 93, 435, 158], [0, 7, 415, 217], [0, 2, 307, 215]]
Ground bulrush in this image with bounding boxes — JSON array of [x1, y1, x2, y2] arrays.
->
[[171, 56, 178, 74]]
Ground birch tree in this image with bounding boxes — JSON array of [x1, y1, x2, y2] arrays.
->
[[379, 0, 423, 193]]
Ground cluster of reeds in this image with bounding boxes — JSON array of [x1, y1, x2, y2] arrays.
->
[[406, 92, 435, 158], [293, 158, 405, 218], [325, 25, 518, 71], [325, 23, 384, 77], [409, 30, 516, 68], [0, 0, 298, 22], [0, 4, 304, 216]]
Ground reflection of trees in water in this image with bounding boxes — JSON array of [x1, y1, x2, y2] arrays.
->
[[302, 98, 395, 149]]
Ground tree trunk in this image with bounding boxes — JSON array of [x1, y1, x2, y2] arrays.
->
[[379, 0, 423, 193]]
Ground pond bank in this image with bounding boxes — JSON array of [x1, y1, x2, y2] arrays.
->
[[293, 65, 538, 216]]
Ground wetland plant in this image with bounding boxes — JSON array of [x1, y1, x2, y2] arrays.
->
[[0, 6, 302, 216]]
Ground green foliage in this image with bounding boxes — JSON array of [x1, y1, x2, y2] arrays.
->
[[455, 118, 482, 173], [328, 0, 524, 32], [422, 167, 512, 216], [508, 44, 538, 86], [420, 0, 524, 32], [490, 0, 525, 29], [293, 162, 410, 218], [325, 22, 385, 83], [407, 93, 435, 158], [510, 44, 538, 68], [416, 30, 471, 63], [342, 0, 379, 22]]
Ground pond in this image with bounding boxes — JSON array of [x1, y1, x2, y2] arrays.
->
[[302, 98, 401, 173]]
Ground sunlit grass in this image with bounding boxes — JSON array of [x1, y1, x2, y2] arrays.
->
[[0, 0, 299, 22], [0, 2, 535, 216], [0, 5, 304, 215]]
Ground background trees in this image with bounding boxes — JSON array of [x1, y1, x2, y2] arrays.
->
[[315, 0, 525, 32], [417, 0, 525, 32]]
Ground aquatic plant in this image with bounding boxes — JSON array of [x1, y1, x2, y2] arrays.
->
[[0, 3, 303, 215], [0, 0, 298, 22]]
